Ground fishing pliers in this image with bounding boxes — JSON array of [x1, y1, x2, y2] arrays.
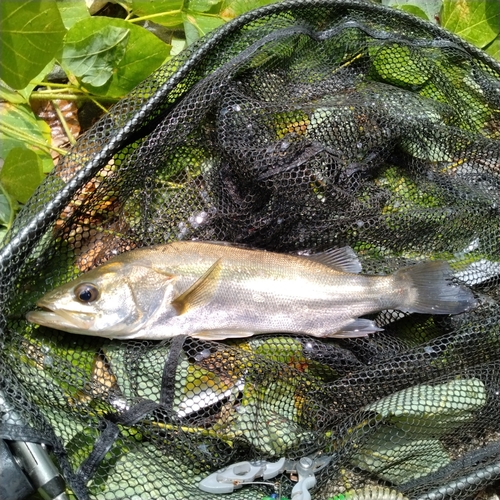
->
[[198, 453, 331, 500]]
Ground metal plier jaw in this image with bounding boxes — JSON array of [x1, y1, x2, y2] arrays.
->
[[290, 455, 331, 500], [198, 454, 331, 499]]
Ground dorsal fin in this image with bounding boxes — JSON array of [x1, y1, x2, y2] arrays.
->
[[303, 246, 362, 273], [171, 259, 222, 315]]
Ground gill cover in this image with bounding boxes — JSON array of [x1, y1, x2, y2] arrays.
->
[[28, 262, 177, 337]]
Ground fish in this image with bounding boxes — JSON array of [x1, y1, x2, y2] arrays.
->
[[26, 241, 476, 341]]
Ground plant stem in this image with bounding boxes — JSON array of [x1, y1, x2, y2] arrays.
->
[[116, 2, 132, 18], [0, 122, 68, 156], [34, 88, 73, 95], [30, 91, 119, 102], [127, 10, 182, 23], [31, 81, 77, 89], [89, 97, 110, 114], [151, 419, 238, 444], [52, 101, 77, 145]]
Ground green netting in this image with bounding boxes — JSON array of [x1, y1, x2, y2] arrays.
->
[[1, 0, 500, 499]]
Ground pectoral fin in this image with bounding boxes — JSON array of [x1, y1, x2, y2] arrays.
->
[[171, 259, 222, 315]]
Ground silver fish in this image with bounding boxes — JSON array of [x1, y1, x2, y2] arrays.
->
[[26, 241, 476, 340]]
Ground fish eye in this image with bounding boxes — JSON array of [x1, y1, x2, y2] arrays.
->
[[75, 283, 99, 303]]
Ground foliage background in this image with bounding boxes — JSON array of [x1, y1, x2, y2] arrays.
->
[[0, 0, 499, 242]]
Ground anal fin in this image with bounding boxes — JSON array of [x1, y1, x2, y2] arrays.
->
[[192, 330, 256, 340], [329, 318, 383, 338]]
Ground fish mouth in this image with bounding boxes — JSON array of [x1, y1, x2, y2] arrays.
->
[[26, 306, 96, 333]]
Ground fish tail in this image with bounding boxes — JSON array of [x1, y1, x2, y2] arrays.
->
[[395, 261, 476, 315]]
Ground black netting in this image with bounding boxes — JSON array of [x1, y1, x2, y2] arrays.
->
[[1, 0, 500, 499]]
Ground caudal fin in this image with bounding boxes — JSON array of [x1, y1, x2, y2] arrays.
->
[[395, 261, 477, 315]]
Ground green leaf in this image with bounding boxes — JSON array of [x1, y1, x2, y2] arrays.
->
[[171, 35, 188, 55], [189, 0, 222, 14], [365, 378, 486, 423], [0, 80, 27, 104], [351, 428, 450, 484], [485, 34, 500, 60], [0, 194, 11, 226], [0, 103, 52, 160], [0, 147, 44, 204], [40, 151, 56, 174], [398, 5, 429, 20], [0, 182, 18, 244], [16, 58, 57, 102], [183, 17, 202, 45], [61, 17, 170, 97], [0, 0, 66, 89], [57, 0, 90, 29], [219, 0, 277, 21], [255, 337, 304, 364], [126, 0, 184, 27], [0, 103, 53, 186], [382, 0, 442, 23], [371, 43, 430, 87], [62, 24, 130, 87], [0, 187, 17, 226], [441, 0, 500, 49], [1, 57, 56, 105], [183, 13, 225, 44]]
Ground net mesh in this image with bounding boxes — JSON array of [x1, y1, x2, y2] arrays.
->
[[1, 0, 500, 498]]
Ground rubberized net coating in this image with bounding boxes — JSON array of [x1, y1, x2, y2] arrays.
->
[[1, 1, 500, 498]]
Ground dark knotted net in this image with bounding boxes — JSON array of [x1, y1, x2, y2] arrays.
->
[[1, 1, 500, 498]]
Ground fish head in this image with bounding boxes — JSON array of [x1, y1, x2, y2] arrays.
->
[[26, 260, 177, 338]]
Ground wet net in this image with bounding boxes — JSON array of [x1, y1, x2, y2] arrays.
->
[[1, 0, 500, 498]]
